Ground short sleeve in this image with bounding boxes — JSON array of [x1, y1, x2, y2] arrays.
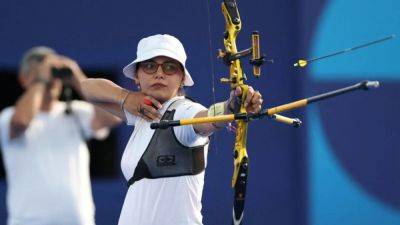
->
[[70, 101, 109, 140], [173, 101, 209, 147], [0, 107, 14, 146]]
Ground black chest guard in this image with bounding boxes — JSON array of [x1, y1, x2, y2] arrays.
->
[[127, 99, 207, 187]]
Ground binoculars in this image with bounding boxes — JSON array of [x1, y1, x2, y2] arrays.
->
[[51, 67, 72, 79]]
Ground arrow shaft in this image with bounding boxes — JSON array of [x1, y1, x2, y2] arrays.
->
[[305, 34, 395, 63]]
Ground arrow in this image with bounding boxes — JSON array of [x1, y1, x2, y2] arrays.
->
[[294, 34, 396, 68]]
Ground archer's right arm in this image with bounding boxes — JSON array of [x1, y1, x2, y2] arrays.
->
[[81, 78, 161, 121]]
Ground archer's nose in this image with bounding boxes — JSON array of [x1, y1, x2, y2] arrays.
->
[[154, 66, 165, 79]]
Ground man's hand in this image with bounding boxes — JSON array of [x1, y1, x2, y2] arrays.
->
[[58, 56, 86, 88], [32, 54, 61, 84]]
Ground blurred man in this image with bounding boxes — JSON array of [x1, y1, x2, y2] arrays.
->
[[0, 47, 121, 225]]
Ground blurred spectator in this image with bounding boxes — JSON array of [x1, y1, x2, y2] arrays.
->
[[0, 47, 121, 225]]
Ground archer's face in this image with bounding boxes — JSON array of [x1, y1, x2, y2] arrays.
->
[[135, 56, 185, 103]]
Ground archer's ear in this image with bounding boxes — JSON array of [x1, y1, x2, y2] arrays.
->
[[181, 76, 185, 86], [133, 76, 140, 85]]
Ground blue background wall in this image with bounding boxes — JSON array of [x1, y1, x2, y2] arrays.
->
[[305, 1, 400, 225], [0, 0, 399, 224]]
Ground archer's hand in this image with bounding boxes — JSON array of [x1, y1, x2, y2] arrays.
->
[[227, 86, 263, 114], [123, 92, 163, 122]]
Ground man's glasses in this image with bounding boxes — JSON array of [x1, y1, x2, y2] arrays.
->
[[139, 61, 183, 75]]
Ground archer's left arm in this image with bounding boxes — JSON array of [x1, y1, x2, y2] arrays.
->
[[193, 86, 263, 136]]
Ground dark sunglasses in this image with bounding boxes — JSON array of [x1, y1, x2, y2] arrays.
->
[[139, 61, 183, 75]]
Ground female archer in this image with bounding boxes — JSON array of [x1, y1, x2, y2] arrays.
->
[[81, 34, 263, 225]]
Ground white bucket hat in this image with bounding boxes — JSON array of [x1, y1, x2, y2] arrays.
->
[[123, 34, 194, 86]]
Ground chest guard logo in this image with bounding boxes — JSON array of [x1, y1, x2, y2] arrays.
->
[[157, 155, 176, 167]]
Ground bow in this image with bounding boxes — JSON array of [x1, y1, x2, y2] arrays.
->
[[220, 1, 254, 224], [150, 0, 381, 224], [216, 1, 300, 223]]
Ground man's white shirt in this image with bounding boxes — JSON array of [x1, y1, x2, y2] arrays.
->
[[0, 101, 108, 225]]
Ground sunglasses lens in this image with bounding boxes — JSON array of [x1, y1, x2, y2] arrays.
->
[[162, 62, 180, 75], [141, 61, 158, 74]]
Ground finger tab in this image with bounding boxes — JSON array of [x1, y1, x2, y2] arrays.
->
[[143, 98, 153, 106]]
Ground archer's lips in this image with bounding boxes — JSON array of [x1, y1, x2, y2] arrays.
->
[[150, 83, 167, 88]]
